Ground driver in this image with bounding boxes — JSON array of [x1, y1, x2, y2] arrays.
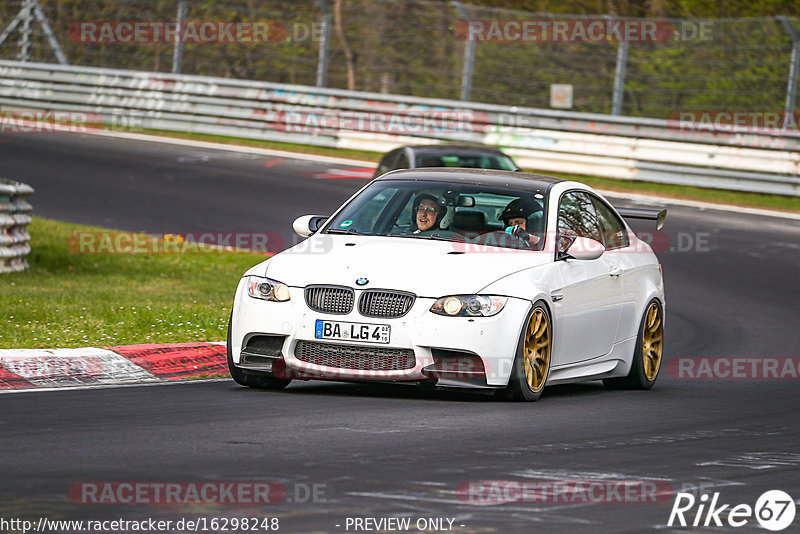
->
[[499, 198, 541, 246], [412, 194, 447, 234]]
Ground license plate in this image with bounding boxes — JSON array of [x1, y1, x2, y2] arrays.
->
[[314, 319, 390, 344]]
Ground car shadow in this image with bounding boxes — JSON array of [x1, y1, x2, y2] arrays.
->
[[285, 381, 492, 402], [237, 379, 615, 402]]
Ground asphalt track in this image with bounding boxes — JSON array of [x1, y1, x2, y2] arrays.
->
[[1, 132, 800, 533]]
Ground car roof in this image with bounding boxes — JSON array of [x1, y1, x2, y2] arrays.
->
[[402, 144, 511, 156], [374, 168, 564, 194]]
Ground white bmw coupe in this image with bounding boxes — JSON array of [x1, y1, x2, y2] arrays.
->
[[228, 168, 666, 401]]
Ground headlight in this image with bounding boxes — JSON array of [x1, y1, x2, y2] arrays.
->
[[246, 276, 291, 302], [430, 295, 507, 317]]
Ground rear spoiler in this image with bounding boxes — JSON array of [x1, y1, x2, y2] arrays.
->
[[616, 207, 667, 231]]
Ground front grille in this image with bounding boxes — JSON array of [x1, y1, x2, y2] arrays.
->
[[358, 290, 415, 318], [305, 285, 354, 314], [294, 340, 415, 371]]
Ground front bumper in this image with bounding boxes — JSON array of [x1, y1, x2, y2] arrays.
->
[[230, 279, 530, 387]]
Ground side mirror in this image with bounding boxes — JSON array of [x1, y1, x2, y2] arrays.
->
[[292, 215, 327, 237], [565, 236, 605, 261]]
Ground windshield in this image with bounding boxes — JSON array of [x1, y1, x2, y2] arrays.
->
[[324, 179, 547, 251], [416, 153, 518, 171]]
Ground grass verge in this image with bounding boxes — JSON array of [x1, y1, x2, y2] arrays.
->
[[126, 128, 800, 213], [0, 218, 264, 349]]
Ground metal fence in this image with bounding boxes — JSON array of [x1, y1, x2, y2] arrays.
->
[[2, 60, 798, 195], [1, 0, 799, 120]]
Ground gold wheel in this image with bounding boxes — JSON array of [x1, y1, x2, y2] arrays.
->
[[641, 302, 663, 381], [523, 308, 551, 393]]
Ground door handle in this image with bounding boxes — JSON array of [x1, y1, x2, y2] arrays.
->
[[609, 266, 622, 277]]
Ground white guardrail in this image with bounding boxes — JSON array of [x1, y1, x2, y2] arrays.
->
[[1, 60, 799, 196], [0, 178, 33, 273]]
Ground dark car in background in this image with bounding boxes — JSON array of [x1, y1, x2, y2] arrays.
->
[[372, 144, 520, 178]]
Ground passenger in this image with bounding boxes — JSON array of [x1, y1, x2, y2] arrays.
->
[[499, 198, 541, 246], [412, 194, 446, 234]]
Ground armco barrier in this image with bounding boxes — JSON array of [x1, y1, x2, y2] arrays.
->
[[0, 60, 799, 196], [0, 178, 34, 273]]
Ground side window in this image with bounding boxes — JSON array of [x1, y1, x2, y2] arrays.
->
[[557, 191, 602, 242], [591, 196, 629, 250], [395, 151, 410, 170]]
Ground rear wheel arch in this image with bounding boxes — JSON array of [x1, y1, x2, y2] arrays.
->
[[604, 297, 664, 390]]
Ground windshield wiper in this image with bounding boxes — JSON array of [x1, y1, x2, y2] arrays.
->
[[386, 233, 455, 242], [386, 232, 431, 239], [326, 228, 367, 235], [429, 233, 458, 241]]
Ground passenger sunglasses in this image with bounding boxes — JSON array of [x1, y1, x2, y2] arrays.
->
[[416, 206, 440, 214]]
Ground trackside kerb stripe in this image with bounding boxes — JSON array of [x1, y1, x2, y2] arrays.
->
[[109, 343, 228, 379], [0, 348, 156, 388], [315, 168, 375, 180], [0, 365, 33, 389]]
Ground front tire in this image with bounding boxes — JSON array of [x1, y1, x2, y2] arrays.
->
[[501, 302, 552, 402], [227, 313, 291, 390], [604, 299, 663, 390]]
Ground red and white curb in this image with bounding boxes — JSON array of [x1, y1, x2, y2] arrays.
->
[[313, 167, 375, 180], [0, 342, 228, 391]]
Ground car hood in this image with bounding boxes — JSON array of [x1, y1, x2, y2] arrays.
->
[[263, 234, 552, 297]]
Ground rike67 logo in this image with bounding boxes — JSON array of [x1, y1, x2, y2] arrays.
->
[[668, 490, 795, 531]]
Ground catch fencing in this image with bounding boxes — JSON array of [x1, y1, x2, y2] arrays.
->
[[1, 1, 799, 119]]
